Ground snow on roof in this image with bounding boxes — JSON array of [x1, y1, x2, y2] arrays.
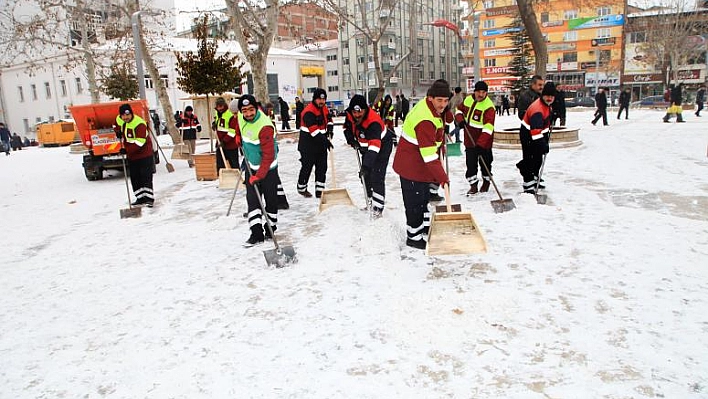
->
[[290, 39, 340, 53]]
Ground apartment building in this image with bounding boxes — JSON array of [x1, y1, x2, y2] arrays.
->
[[464, 0, 626, 100]]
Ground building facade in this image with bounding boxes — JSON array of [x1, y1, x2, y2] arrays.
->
[[337, 0, 465, 103], [292, 39, 345, 111]]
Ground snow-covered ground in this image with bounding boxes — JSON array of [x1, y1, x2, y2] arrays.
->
[[1, 108, 707, 398]]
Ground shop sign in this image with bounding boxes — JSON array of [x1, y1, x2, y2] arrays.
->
[[546, 62, 578, 71], [542, 20, 565, 28], [621, 73, 663, 84], [585, 72, 620, 86], [483, 48, 514, 57], [482, 27, 521, 37], [484, 66, 512, 75], [677, 69, 701, 80], [569, 14, 624, 30], [485, 6, 516, 17], [547, 42, 576, 51], [591, 37, 616, 46]]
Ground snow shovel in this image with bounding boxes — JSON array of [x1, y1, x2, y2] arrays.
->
[[534, 154, 548, 205], [478, 155, 515, 213], [246, 165, 296, 268], [319, 143, 354, 212], [353, 147, 373, 213], [148, 126, 175, 173], [225, 164, 245, 217], [436, 131, 461, 213], [119, 146, 141, 219], [426, 184, 487, 256], [217, 144, 239, 190]]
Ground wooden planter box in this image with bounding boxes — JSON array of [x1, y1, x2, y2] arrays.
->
[[193, 153, 217, 181]]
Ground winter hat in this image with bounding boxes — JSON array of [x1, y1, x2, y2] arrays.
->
[[215, 97, 227, 107], [541, 81, 557, 97], [347, 94, 368, 112], [185, 105, 193, 112], [119, 103, 133, 115], [237, 94, 257, 110], [426, 79, 450, 98], [474, 81, 489, 92], [312, 88, 327, 101]]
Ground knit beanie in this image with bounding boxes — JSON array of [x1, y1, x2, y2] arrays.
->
[[426, 79, 451, 98], [185, 105, 193, 112], [474, 81, 489, 92], [119, 103, 133, 115], [237, 94, 257, 110], [312, 88, 327, 101], [347, 94, 368, 112], [215, 97, 227, 107], [541, 82, 557, 97]]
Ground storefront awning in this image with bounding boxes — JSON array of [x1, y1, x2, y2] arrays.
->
[[300, 66, 324, 76]]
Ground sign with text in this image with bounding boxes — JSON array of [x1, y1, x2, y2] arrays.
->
[[482, 27, 521, 37], [621, 73, 663, 84], [591, 37, 616, 46], [585, 72, 620, 86], [569, 14, 624, 30], [483, 48, 515, 57], [546, 62, 578, 71], [485, 6, 516, 17], [484, 66, 512, 75], [547, 42, 577, 51]]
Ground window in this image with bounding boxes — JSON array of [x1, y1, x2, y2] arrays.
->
[[44, 82, 51, 99], [597, 6, 611, 16], [541, 12, 549, 23], [343, 73, 351, 84], [484, 58, 496, 67], [326, 54, 337, 61], [343, 41, 349, 49], [327, 70, 338, 77], [31, 84, 37, 100], [144, 75, 153, 89], [160, 74, 169, 88], [357, 72, 365, 81], [483, 19, 495, 29], [429, 71, 435, 80], [36, 117, 41, 123], [75, 78, 83, 94], [600, 50, 612, 63], [60, 80, 67, 97], [357, 56, 365, 64], [18, 86, 24, 102], [563, 52, 578, 62], [629, 31, 646, 43], [564, 10, 578, 20], [484, 39, 495, 48], [483, 0, 494, 8], [48, 115, 55, 122], [440, 56, 445, 65], [327, 85, 339, 92], [563, 31, 577, 42], [429, 55, 434, 64], [597, 28, 611, 38], [343, 57, 349, 66]]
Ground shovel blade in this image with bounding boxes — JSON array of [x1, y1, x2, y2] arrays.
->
[[535, 194, 548, 205], [263, 245, 297, 268], [165, 162, 175, 173], [120, 207, 142, 219], [491, 199, 516, 213], [435, 203, 462, 213]]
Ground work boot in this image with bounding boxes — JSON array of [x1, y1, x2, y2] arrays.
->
[[371, 208, 383, 219], [278, 200, 290, 210], [264, 225, 277, 239], [466, 183, 478, 196], [298, 190, 312, 198], [480, 179, 491, 193], [677, 114, 685, 123], [406, 238, 426, 250], [522, 180, 536, 194], [244, 227, 265, 247], [663, 114, 671, 123]]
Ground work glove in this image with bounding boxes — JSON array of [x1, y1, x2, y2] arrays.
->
[[211, 122, 217, 131], [326, 124, 334, 139], [197, 125, 202, 133], [119, 148, 126, 155], [249, 175, 260, 185]]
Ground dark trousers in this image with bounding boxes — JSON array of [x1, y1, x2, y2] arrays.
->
[[129, 156, 155, 204], [245, 167, 279, 235], [400, 177, 431, 243], [617, 105, 629, 119], [361, 138, 393, 211], [216, 146, 239, 171], [295, 115, 302, 130], [297, 148, 328, 197], [465, 146, 493, 184], [281, 117, 290, 131], [592, 108, 608, 125], [517, 131, 544, 185], [697, 102, 704, 116]]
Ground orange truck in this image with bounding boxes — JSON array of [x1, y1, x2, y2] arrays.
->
[[69, 99, 158, 181], [36, 120, 80, 147]]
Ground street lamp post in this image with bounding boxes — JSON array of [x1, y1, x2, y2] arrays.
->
[[473, 12, 482, 83], [131, 10, 161, 100]]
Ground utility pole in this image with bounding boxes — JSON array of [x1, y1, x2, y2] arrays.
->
[[409, 0, 418, 97], [444, 0, 451, 83], [473, 12, 481, 84]]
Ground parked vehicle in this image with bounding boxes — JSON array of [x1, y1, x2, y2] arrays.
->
[[36, 120, 80, 147], [565, 97, 596, 108], [631, 95, 670, 109], [69, 100, 158, 181]]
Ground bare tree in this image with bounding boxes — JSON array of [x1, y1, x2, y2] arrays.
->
[[318, 0, 409, 102], [516, 0, 548, 77], [224, 0, 279, 104]]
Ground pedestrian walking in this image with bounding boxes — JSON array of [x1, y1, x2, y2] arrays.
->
[[663, 84, 685, 123], [449, 87, 464, 143], [392, 79, 452, 250], [278, 97, 291, 131], [455, 80, 496, 196], [617, 87, 631, 120], [517, 75, 544, 120], [591, 87, 609, 126], [175, 105, 201, 167], [695, 86, 705, 117], [297, 88, 333, 198], [502, 95, 511, 116], [0, 123, 10, 156], [294, 97, 304, 129], [114, 103, 155, 207], [400, 93, 410, 122], [394, 94, 402, 127]]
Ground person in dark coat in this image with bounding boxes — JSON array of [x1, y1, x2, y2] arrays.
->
[[297, 88, 333, 198], [695, 86, 705, 117], [294, 97, 304, 130], [518, 82, 556, 193], [0, 123, 10, 155], [175, 105, 201, 167], [277, 97, 291, 130], [591, 87, 608, 126], [10, 133, 22, 151], [617, 87, 631, 120], [663, 83, 685, 123], [400, 93, 410, 121], [551, 88, 566, 126], [517, 75, 544, 120]]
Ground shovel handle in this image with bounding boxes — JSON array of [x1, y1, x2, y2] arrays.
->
[[444, 184, 452, 213], [478, 155, 504, 201]]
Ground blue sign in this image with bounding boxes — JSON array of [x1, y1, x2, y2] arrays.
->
[[568, 14, 624, 30], [482, 27, 521, 37]]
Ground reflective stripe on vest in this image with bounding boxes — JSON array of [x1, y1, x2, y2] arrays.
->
[[401, 100, 443, 163], [214, 110, 236, 137], [466, 96, 495, 134], [238, 111, 278, 171], [115, 115, 147, 146]]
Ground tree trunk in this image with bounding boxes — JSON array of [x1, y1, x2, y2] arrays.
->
[[250, 53, 269, 106], [75, 0, 100, 103], [516, 0, 547, 77]]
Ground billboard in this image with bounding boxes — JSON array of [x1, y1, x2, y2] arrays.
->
[[568, 14, 624, 30]]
